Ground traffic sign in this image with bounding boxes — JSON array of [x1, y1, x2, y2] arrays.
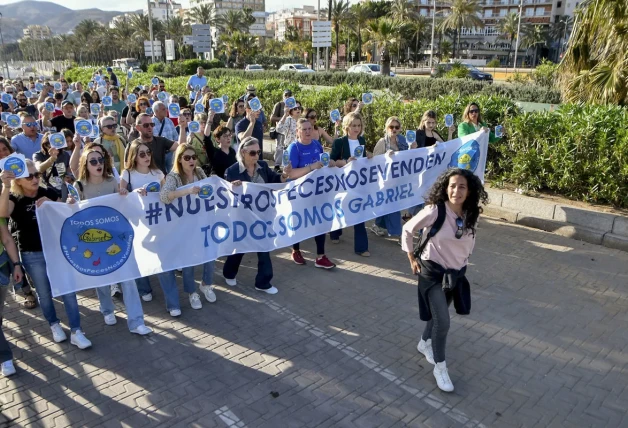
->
[[312, 21, 332, 48], [165, 39, 175, 61]]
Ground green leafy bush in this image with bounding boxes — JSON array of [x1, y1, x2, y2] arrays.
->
[[147, 63, 166, 74], [531, 59, 559, 89], [506, 72, 530, 84], [445, 63, 471, 79], [486, 59, 501, 68]]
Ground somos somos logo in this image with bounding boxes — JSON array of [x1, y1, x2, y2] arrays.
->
[[448, 139, 480, 172], [60, 207, 134, 276]]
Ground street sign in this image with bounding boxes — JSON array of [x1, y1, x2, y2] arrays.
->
[[312, 21, 332, 48], [144, 40, 162, 57], [188, 24, 212, 53], [165, 39, 175, 61]]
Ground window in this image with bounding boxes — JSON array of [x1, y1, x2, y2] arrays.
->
[[535, 7, 544, 15], [526, 7, 533, 15], [557, 1, 562, 6], [420, 9, 428, 16], [510, 8, 517, 14], [485, 9, 493, 17], [500, 9, 508, 16]]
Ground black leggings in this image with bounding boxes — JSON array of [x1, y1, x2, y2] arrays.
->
[[293, 234, 326, 255], [421, 285, 453, 363]]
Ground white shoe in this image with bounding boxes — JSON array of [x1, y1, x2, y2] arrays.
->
[[369, 225, 387, 237], [223, 275, 237, 287], [103, 313, 117, 326], [199, 283, 216, 303], [417, 338, 435, 365], [110, 284, 121, 297], [50, 323, 67, 343], [189, 292, 202, 310], [255, 286, 278, 295], [433, 361, 454, 392], [70, 330, 92, 350], [130, 325, 153, 335], [169, 309, 181, 317], [176, 268, 182, 273], [141, 293, 153, 302], [1, 360, 16, 377]]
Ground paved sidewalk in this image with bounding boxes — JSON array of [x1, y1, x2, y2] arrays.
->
[[1, 218, 628, 427]]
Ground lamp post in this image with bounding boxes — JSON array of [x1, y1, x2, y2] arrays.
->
[[429, 0, 436, 69], [0, 13, 11, 78], [512, 0, 523, 71]]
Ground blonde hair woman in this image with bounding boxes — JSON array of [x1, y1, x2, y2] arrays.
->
[[120, 140, 165, 195], [159, 143, 217, 310], [417, 110, 455, 148]]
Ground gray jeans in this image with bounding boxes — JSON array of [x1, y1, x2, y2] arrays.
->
[[274, 134, 286, 167], [421, 284, 453, 363]]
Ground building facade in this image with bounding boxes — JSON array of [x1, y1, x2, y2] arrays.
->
[[144, 0, 184, 22], [189, 0, 268, 38], [22, 25, 52, 40], [266, 6, 320, 41]]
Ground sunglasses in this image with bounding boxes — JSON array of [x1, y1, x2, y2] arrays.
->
[[138, 150, 152, 158], [24, 172, 41, 181], [293, 106, 302, 111], [307, 115, 317, 119], [17, 98, 27, 102], [142, 123, 156, 128], [237, 104, 245, 108], [139, 103, 149, 107], [102, 124, 116, 130], [469, 109, 479, 114], [388, 125, 400, 130], [352, 104, 358, 108], [182, 154, 197, 162], [455, 218, 464, 239], [23, 122, 38, 128], [182, 113, 192, 117], [247, 150, 262, 156], [89, 157, 105, 166]]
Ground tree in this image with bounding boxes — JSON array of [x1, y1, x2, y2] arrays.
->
[[521, 24, 547, 67], [558, 0, 628, 105], [284, 26, 301, 42], [549, 15, 573, 62], [349, 3, 371, 63], [408, 16, 429, 67], [497, 12, 519, 67], [111, 16, 138, 58], [218, 10, 249, 35], [331, 0, 349, 68], [367, 17, 402, 76], [220, 31, 258, 67], [438, 0, 484, 60], [185, 3, 216, 26], [390, 0, 416, 65]]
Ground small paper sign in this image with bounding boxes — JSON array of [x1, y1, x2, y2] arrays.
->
[[406, 130, 416, 144], [24, 90, 32, 98], [362, 93, 374, 104], [146, 107, 153, 115], [222, 95, 229, 104], [353, 145, 364, 158], [188, 121, 201, 133], [39, 75, 44, 81], [157, 91, 168, 102], [1, 93, 12, 103], [102, 96, 112, 107], [329, 109, 341, 122], [53, 82, 62, 91], [90, 103, 101, 116], [151, 77, 160, 85], [35, 82, 44, 92], [49, 133, 67, 149], [282, 150, 290, 167], [495, 125, 504, 138], [89, 125, 100, 139], [0, 154, 28, 178], [5, 114, 21, 129], [209, 98, 224, 113], [75, 119, 93, 137], [198, 184, 213, 199], [194, 85, 201, 92], [248, 97, 262, 111], [127, 70, 133, 79], [94, 75, 102, 82], [194, 103, 204, 114], [284, 97, 296, 109], [168, 103, 180, 118], [67, 183, 80, 202], [45, 102, 55, 112], [144, 182, 161, 192], [445, 114, 454, 127], [88, 82, 94, 89], [98, 81, 106, 88], [127, 94, 137, 104], [0, 112, 9, 122], [320, 152, 330, 167]]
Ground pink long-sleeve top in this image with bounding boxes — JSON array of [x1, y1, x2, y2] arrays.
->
[[401, 203, 476, 270]]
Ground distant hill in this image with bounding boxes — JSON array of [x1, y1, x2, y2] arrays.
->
[[0, 1, 141, 41]]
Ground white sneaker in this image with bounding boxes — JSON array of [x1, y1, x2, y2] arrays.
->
[[199, 283, 217, 303], [50, 323, 67, 343], [417, 338, 435, 365], [141, 293, 153, 302], [1, 360, 16, 377], [130, 325, 153, 335], [189, 292, 202, 310], [223, 276, 237, 287], [433, 361, 454, 392], [176, 268, 183, 273], [70, 330, 92, 350], [110, 284, 121, 297], [255, 286, 278, 295], [103, 313, 117, 326], [369, 225, 387, 237], [169, 309, 181, 317]]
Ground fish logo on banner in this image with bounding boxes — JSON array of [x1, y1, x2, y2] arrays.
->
[[144, 182, 160, 192], [449, 139, 480, 172], [353, 145, 364, 158], [60, 207, 134, 276], [198, 184, 213, 199], [320, 152, 330, 167]]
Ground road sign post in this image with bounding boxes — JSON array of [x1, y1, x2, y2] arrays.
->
[[190, 24, 212, 56]]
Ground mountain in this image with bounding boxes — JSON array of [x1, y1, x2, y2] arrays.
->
[[0, 1, 141, 42]]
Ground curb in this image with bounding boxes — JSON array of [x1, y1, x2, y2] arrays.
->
[[484, 187, 628, 252]]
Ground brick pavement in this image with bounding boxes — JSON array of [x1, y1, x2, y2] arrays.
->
[[1, 217, 628, 427]]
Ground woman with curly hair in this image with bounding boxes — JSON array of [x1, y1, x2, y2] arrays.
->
[[401, 168, 488, 393]]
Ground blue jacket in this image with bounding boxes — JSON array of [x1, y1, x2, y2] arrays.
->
[[225, 160, 283, 184]]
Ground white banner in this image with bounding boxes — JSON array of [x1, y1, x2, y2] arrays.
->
[[38, 132, 488, 296]]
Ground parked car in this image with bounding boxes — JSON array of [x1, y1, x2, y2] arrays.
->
[[430, 63, 493, 82], [278, 64, 315, 73], [347, 63, 396, 77], [245, 64, 264, 72]]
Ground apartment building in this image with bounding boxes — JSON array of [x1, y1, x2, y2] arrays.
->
[[189, 0, 268, 38], [144, 0, 184, 22], [266, 6, 320, 41], [22, 25, 52, 40]]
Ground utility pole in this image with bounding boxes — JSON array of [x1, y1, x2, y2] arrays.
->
[[512, 0, 523, 71], [147, 0, 156, 63], [316, 0, 320, 70], [0, 13, 11, 78], [429, 0, 436, 69]]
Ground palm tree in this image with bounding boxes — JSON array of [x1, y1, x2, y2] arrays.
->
[[220, 31, 258, 67], [367, 17, 402, 76], [390, 0, 415, 65], [549, 15, 573, 62], [185, 3, 216, 26], [557, 0, 628, 105], [218, 10, 248, 35], [438, 0, 484, 60], [497, 13, 519, 67], [111, 16, 137, 57], [349, 3, 371, 63], [408, 16, 429, 67], [521, 24, 547, 67], [331, 0, 349, 68]]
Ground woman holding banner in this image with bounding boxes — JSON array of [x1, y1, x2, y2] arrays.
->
[[286, 118, 336, 269], [160, 143, 217, 309], [0, 160, 92, 349], [222, 137, 291, 295], [417, 110, 455, 148], [69, 148, 152, 335], [458, 103, 501, 143], [329, 112, 371, 256], [304, 108, 338, 145], [401, 168, 487, 392]]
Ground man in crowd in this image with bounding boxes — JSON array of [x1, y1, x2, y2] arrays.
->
[[59, 79, 77, 106], [236, 94, 264, 152], [152, 101, 179, 172], [270, 89, 292, 171], [131, 113, 181, 175], [13, 92, 38, 117], [51, 101, 76, 133], [105, 87, 126, 125], [186, 67, 206, 104], [10, 114, 43, 160], [107, 67, 120, 87]]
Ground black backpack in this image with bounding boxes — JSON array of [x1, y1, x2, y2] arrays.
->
[[413, 202, 447, 260]]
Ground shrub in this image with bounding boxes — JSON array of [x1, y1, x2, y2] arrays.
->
[[147, 63, 166, 74], [486, 58, 501, 68], [445, 63, 471, 79], [531, 59, 559, 89], [506, 72, 530, 84]]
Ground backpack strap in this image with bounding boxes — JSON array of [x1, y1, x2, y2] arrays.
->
[[413, 202, 447, 260]]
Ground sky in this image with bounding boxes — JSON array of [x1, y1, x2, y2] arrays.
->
[[0, 0, 322, 13]]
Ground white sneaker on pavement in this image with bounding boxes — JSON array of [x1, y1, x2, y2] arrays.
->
[[1, 360, 16, 377], [70, 330, 92, 350], [189, 292, 202, 310], [50, 323, 67, 343], [433, 361, 454, 392], [223, 275, 237, 287], [169, 309, 182, 317], [130, 325, 153, 335], [141, 293, 153, 302], [255, 286, 278, 295], [104, 313, 117, 326], [110, 284, 121, 297], [417, 338, 435, 365], [369, 225, 387, 236], [199, 283, 216, 303]]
